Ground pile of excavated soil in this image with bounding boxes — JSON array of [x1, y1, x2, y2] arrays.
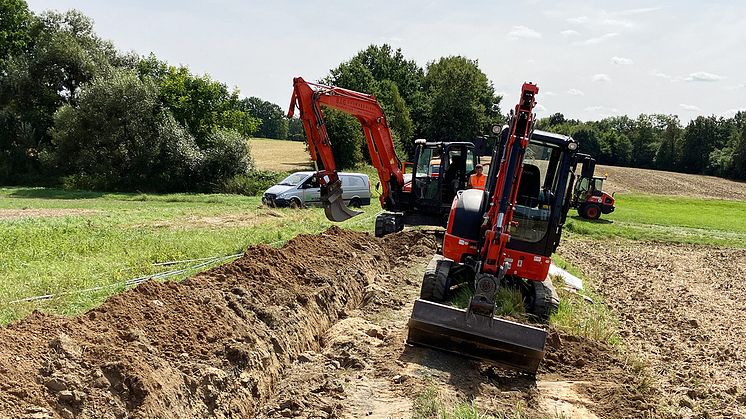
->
[[599, 164, 746, 200], [559, 237, 746, 417], [0, 227, 434, 418]]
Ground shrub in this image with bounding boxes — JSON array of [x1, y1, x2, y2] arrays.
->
[[219, 170, 288, 196], [50, 69, 254, 192], [200, 129, 253, 188]]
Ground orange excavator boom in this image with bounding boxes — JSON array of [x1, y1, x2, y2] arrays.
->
[[288, 77, 404, 221]]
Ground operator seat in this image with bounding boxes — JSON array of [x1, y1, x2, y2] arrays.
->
[[517, 164, 541, 207]]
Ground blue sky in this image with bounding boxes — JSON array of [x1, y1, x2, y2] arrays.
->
[[26, 0, 746, 122]]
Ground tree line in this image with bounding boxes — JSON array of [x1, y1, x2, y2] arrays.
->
[[322, 45, 745, 181], [537, 112, 746, 180], [0, 1, 292, 191], [2, 0, 743, 191]]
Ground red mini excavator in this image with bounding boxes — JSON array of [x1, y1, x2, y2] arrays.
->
[[288, 77, 480, 236], [407, 83, 584, 373]]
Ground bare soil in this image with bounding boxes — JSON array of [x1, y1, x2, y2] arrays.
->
[[599, 164, 746, 200], [559, 237, 746, 417], [0, 208, 99, 220], [0, 228, 658, 419]]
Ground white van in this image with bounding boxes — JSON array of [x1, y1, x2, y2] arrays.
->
[[263, 171, 371, 208]]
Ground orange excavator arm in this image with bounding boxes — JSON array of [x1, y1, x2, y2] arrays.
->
[[288, 77, 405, 221]]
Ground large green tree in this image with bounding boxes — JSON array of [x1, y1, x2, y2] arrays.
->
[[0, 9, 120, 181], [52, 69, 251, 191], [51, 70, 202, 190], [326, 44, 423, 158], [0, 0, 33, 64], [655, 116, 681, 171], [241, 97, 288, 140], [321, 108, 363, 170], [156, 66, 258, 145], [423, 56, 500, 141]]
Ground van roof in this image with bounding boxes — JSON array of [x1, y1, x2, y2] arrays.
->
[[293, 171, 369, 178]]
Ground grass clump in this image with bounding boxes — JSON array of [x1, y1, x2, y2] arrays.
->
[[549, 254, 621, 345]]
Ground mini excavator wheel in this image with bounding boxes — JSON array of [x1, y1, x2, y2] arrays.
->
[[525, 278, 560, 322], [420, 255, 453, 302]]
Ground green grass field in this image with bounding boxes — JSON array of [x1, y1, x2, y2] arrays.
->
[[0, 187, 379, 325], [566, 193, 746, 248]]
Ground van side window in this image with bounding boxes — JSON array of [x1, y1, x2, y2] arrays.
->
[[349, 176, 364, 187], [303, 175, 319, 189]]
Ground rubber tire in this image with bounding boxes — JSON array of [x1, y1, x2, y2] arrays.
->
[[374, 216, 385, 237], [420, 255, 452, 302], [349, 198, 362, 208], [583, 204, 601, 220], [526, 279, 560, 322], [289, 198, 302, 209]]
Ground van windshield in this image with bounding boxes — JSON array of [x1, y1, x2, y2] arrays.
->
[[278, 173, 308, 186]]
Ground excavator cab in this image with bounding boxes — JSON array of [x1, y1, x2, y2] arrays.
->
[[376, 141, 477, 236], [410, 141, 476, 209]]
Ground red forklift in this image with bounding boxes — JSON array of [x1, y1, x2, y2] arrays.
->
[[570, 154, 615, 219]]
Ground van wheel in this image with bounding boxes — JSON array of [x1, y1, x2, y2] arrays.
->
[[289, 198, 302, 209], [349, 198, 362, 208]]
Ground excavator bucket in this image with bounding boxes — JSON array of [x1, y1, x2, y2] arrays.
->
[[407, 299, 548, 373], [321, 180, 362, 222]]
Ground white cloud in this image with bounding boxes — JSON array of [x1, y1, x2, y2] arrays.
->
[[592, 73, 612, 82], [611, 56, 633, 65], [535, 104, 547, 113], [560, 29, 580, 37], [566, 16, 589, 24], [567, 88, 585, 96], [725, 83, 745, 90], [602, 19, 635, 28], [651, 70, 675, 81], [685, 71, 724, 82], [679, 104, 701, 112], [543, 91, 558, 96], [613, 7, 663, 16], [723, 107, 746, 117], [507, 25, 542, 40], [584, 105, 620, 116], [579, 32, 619, 45]]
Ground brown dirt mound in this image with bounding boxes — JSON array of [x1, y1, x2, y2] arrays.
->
[[599, 164, 746, 200], [0, 227, 434, 418]]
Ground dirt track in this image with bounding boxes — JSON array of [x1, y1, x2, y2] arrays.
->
[[559, 238, 746, 417], [599, 164, 746, 200], [2, 228, 744, 418]]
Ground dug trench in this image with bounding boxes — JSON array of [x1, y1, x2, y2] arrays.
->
[[1, 227, 651, 418]]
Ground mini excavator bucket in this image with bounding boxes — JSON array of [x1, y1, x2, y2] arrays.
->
[[407, 299, 548, 373], [321, 179, 362, 222]]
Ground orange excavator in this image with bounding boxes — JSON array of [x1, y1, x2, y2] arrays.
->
[[288, 77, 479, 236], [289, 78, 583, 372]]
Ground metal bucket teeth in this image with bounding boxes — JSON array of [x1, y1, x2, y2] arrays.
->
[[407, 299, 548, 373], [321, 182, 363, 222]]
